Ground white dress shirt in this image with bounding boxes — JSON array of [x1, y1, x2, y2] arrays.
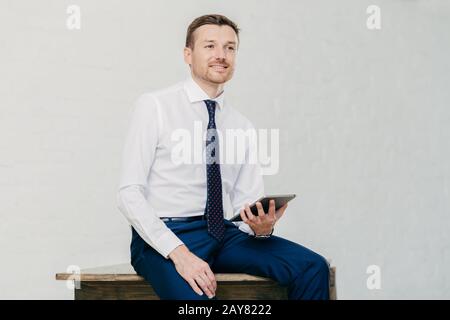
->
[[116, 76, 265, 259]]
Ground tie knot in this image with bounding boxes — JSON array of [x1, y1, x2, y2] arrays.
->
[[204, 99, 216, 109], [204, 100, 217, 123]]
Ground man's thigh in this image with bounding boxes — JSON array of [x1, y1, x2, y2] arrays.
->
[[130, 222, 218, 300], [212, 220, 329, 287], [131, 244, 210, 300]]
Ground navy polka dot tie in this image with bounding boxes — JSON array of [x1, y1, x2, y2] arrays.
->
[[204, 99, 225, 243]]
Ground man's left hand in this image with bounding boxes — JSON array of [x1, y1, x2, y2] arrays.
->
[[240, 200, 288, 236]]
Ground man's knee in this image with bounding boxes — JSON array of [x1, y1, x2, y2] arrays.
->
[[132, 253, 214, 300], [310, 253, 330, 279]]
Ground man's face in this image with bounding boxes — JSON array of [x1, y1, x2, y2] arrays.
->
[[184, 24, 238, 85]]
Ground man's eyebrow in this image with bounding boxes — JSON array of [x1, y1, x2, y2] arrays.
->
[[203, 40, 237, 45]]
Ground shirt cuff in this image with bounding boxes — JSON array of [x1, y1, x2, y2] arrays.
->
[[155, 229, 185, 259], [232, 221, 255, 236]]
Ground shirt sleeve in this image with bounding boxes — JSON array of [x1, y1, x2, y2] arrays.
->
[[116, 94, 184, 259], [229, 124, 265, 236]]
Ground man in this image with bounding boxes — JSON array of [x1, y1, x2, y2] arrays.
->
[[117, 14, 330, 300]]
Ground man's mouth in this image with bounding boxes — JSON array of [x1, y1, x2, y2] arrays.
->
[[210, 65, 228, 72]]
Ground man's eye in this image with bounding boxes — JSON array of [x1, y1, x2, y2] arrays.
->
[[228, 47, 235, 51], [206, 45, 214, 48]]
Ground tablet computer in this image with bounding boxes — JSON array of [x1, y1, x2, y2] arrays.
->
[[229, 194, 296, 222]]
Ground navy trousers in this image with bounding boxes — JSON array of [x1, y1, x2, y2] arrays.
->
[[130, 219, 330, 300]]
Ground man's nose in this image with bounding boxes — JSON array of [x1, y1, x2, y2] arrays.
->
[[213, 47, 226, 60]]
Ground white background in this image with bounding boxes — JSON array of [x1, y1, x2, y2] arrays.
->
[[0, 0, 449, 299]]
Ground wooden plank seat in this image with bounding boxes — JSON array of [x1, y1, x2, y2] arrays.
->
[[56, 263, 337, 300]]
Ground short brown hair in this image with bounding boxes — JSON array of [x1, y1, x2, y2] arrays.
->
[[185, 14, 240, 49]]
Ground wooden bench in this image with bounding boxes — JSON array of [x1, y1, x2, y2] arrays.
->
[[56, 263, 336, 300]]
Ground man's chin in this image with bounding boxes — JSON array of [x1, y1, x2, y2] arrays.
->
[[206, 72, 231, 84]]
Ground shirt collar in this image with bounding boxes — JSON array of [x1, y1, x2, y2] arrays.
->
[[183, 75, 225, 110]]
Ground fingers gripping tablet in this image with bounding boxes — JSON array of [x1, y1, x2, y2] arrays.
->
[[229, 194, 296, 222]]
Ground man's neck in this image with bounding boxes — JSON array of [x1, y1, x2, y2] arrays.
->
[[191, 74, 225, 99]]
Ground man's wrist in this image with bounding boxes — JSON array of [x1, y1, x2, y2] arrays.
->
[[254, 227, 274, 238], [168, 244, 189, 263]]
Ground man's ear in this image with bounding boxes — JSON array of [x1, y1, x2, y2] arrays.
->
[[183, 47, 192, 66]]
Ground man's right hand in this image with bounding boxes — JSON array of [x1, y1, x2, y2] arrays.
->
[[168, 244, 217, 298]]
